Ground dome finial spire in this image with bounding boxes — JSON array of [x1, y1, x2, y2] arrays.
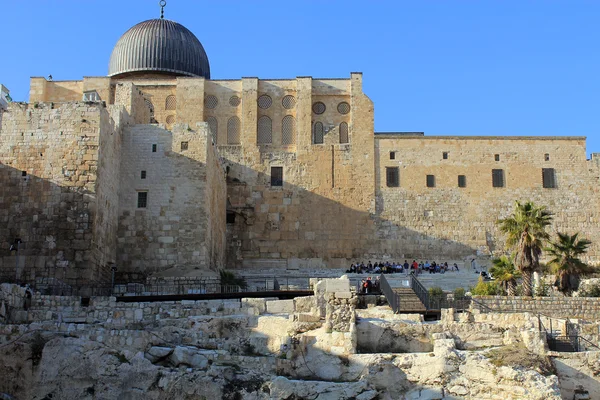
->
[[159, 0, 166, 19]]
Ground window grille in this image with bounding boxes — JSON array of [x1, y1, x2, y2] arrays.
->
[[258, 95, 272, 109], [542, 168, 556, 188], [181, 141, 189, 151], [386, 167, 399, 187], [165, 95, 176, 110], [206, 117, 218, 144], [443, 152, 448, 160], [337, 102, 351, 114], [227, 116, 241, 145], [83, 91, 101, 102], [165, 115, 175, 125], [144, 98, 154, 117], [271, 167, 283, 186], [205, 95, 218, 109], [257, 116, 272, 144], [141, 171, 146, 179], [495, 154, 500, 162], [152, 144, 157, 153], [282, 95, 296, 109], [426, 175, 436, 188], [339, 122, 349, 144], [390, 152, 396, 160], [313, 122, 324, 144], [544, 153, 550, 161], [312, 102, 326, 114], [282, 115, 296, 145], [229, 95, 241, 107], [137, 192, 148, 208], [458, 175, 466, 188], [492, 169, 505, 187]]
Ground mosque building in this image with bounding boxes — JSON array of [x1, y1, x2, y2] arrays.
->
[[1, 5, 599, 283]]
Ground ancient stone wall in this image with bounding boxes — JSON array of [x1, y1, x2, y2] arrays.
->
[[221, 74, 376, 269], [0, 102, 119, 282], [117, 123, 225, 273], [474, 295, 600, 320], [375, 136, 600, 262]]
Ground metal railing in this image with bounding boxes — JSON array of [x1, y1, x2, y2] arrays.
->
[[409, 274, 430, 309], [379, 274, 400, 313]]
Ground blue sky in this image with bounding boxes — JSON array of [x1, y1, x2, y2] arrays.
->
[[3, 1, 599, 154]]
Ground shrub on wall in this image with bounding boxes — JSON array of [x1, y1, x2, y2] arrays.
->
[[470, 278, 501, 296]]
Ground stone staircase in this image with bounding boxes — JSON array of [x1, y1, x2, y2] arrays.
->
[[393, 287, 427, 313]]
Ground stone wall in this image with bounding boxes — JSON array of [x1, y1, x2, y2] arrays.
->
[[375, 136, 600, 261], [474, 295, 600, 320], [117, 122, 226, 273], [0, 102, 121, 281]]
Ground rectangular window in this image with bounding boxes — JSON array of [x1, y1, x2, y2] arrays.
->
[[544, 153, 550, 161], [494, 154, 500, 162], [21, 171, 27, 177], [386, 167, 399, 187], [152, 144, 157, 153], [492, 169, 505, 188], [443, 152, 448, 160], [542, 168, 556, 188], [390, 151, 396, 160], [426, 175, 435, 188], [137, 192, 148, 208], [141, 171, 146, 179], [271, 167, 283, 187], [180, 141, 189, 151], [458, 175, 466, 188]]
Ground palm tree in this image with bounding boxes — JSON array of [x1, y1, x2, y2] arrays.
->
[[546, 232, 593, 296], [490, 256, 521, 296], [498, 201, 553, 296]]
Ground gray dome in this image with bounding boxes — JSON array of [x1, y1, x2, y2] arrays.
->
[[108, 19, 210, 78]]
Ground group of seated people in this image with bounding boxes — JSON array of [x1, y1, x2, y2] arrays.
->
[[347, 260, 460, 275]]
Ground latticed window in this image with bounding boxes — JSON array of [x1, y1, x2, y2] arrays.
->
[[542, 168, 556, 188], [337, 102, 351, 114], [137, 192, 148, 208], [386, 167, 399, 187], [165, 115, 175, 125], [144, 98, 154, 117], [282, 115, 296, 145], [257, 116, 272, 144], [227, 116, 240, 145], [282, 95, 296, 109], [339, 122, 349, 144], [312, 102, 326, 114], [165, 95, 176, 110], [229, 95, 241, 107], [206, 117, 218, 144], [205, 95, 218, 109], [313, 122, 324, 144], [492, 169, 505, 188], [258, 95, 272, 109]]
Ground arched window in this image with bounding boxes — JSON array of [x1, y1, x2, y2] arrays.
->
[[339, 122, 349, 144], [227, 116, 240, 145], [282, 115, 296, 145], [206, 117, 218, 144], [257, 116, 272, 144], [313, 122, 324, 144], [144, 98, 154, 117], [165, 95, 176, 110]]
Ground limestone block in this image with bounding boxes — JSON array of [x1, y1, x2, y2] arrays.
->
[[297, 313, 320, 323], [325, 279, 350, 293], [266, 299, 295, 314], [294, 296, 315, 313], [170, 346, 208, 369], [242, 298, 266, 314], [335, 292, 352, 299]]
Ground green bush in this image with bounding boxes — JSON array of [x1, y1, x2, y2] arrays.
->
[[453, 287, 466, 299], [428, 286, 444, 298], [579, 284, 600, 297], [470, 278, 501, 296], [534, 282, 550, 297]]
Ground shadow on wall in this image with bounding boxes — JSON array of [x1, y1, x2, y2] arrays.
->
[[223, 160, 479, 270], [0, 163, 104, 283]]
